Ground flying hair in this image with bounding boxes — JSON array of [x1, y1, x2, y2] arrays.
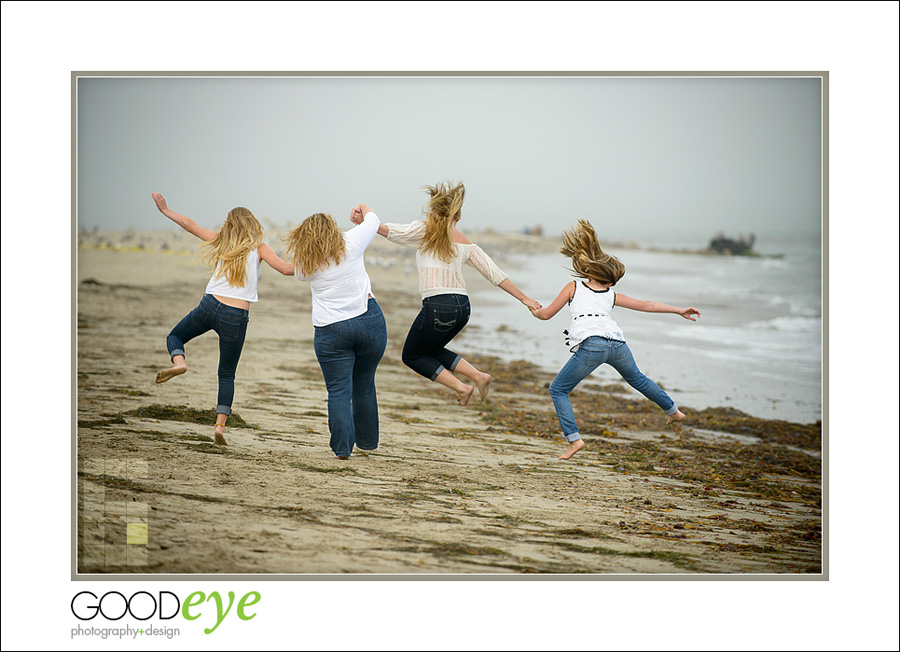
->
[[420, 180, 466, 263], [560, 219, 625, 285]]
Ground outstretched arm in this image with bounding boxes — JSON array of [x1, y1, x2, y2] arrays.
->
[[530, 283, 574, 320], [151, 193, 217, 241], [466, 245, 539, 310], [615, 294, 700, 321], [258, 243, 294, 276], [498, 278, 542, 312]]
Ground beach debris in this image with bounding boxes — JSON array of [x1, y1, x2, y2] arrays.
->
[[122, 404, 255, 429]]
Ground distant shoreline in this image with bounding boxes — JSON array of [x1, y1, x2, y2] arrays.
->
[[77, 227, 784, 259]]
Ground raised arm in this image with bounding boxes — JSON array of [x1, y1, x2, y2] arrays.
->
[[531, 283, 574, 320], [258, 243, 294, 276], [380, 221, 426, 246], [151, 193, 217, 241], [349, 204, 372, 225], [351, 204, 390, 238], [615, 294, 700, 321]]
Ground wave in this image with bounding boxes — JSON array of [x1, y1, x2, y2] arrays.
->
[[748, 315, 822, 332]]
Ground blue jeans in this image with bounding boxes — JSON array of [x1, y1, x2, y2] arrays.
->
[[313, 299, 387, 457], [401, 294, 470, 381], [166, 294, 249, 415], [548, 336, 678, 442]]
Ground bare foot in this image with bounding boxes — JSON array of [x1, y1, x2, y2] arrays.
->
[[475, 373, 493, 402], [666, 410, 686, 425], [214, 424, 227, 446], [334, 454, 350, 460], [456, 384, 475, 407], [155, 365, 186, 384], [559, 439, 586, 460]]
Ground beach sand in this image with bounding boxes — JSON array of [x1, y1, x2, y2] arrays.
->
[[75, 232, 822, 575]]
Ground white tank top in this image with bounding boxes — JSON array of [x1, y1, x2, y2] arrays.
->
[[204, 247, 261, 303], [565, 281, 625, 351]]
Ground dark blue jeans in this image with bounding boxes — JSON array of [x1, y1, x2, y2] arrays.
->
[[313, 299, 387, 457], [401, 294, 470, 381], [166, 294, 249, 415]]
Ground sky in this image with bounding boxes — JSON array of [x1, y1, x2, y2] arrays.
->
[[77, 74, 822, 242]]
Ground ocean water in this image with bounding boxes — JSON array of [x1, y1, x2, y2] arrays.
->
[[457, 234, 823, 425]]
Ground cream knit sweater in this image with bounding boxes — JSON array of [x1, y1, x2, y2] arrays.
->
[[383, 221, 509, 299]]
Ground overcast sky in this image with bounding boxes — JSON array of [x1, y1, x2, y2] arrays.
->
[[77, 75, 822, 241]]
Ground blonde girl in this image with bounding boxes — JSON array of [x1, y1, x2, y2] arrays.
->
[[151, 193, 294, 445], [357, 181, 540, 406], [530, 220, 699, 460], [284, 207, 386, 460]]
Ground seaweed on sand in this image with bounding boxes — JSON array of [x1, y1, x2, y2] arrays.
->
[[123, 404, 255, 429]]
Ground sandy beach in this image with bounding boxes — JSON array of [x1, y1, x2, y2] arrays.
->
[[75, 231, 822, 575]]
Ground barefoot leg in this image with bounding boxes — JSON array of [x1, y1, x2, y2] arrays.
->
[[434, 369, 475, 406], [453, 358, 493, 402], [666, 410, 685, 426], [155, 355, 187, 383], [214, 413, 228, 445], [559, 439, 586, 460], [457, 384, 475, 407]]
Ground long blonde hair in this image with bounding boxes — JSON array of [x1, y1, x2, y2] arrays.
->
[[283, 213, 346, 277], [198, 207, 264, 287], [560, 219, 625, 286], [420, 181, 466, 263]]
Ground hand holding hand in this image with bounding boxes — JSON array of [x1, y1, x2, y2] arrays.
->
[[350, 203, 373, 225], [679, 307, 700, 321], [151, 192, 169, 214], [523, 297, 542, 312]]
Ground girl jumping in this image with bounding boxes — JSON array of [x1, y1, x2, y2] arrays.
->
[[530, 219, 699, 460], [151, 193, 294, 445], [364, 181, 540, 406]]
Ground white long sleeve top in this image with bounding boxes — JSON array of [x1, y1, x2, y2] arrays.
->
[[296, 212, 380, 327], [383, 220, 509, 299]]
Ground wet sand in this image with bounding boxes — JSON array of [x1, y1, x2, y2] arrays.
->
[[76, 232, 822, 575]]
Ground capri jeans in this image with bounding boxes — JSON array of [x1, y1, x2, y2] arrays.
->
[[401, 294, 470, 381]]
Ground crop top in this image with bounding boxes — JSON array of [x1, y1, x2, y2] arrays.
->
[[205, 247, 261, 303]]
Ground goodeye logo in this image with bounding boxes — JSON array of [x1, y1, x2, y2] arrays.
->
[[70, 590, 260, 638]]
